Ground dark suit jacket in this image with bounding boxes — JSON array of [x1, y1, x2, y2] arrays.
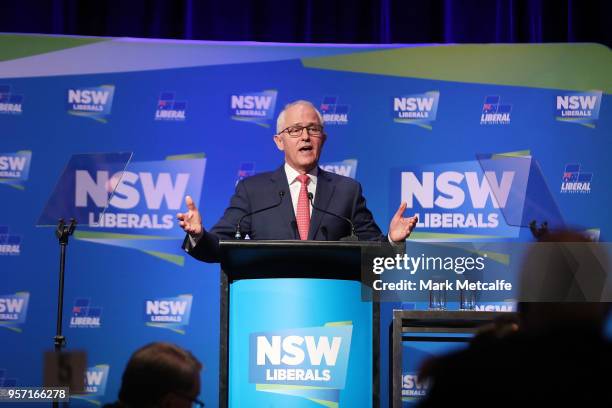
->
[[183, 165, 385, 262]]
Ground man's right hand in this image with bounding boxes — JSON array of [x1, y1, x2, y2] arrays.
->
[[177, 195, 203, 236]]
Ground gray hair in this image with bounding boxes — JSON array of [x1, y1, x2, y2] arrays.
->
[[276, 100, 324, 134]]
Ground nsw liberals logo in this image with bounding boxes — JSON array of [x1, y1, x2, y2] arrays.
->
[[480, 96, 511, 125], [320, 159, 358, 179], [250, 322, 352, 405], [561, 164, 592, 194], [320, 96, 349, 125], [474, 302, 514, 312], [67, 85, 115, 123], [39, 153, 206, 266], [155, 92, 187, 121], [398, 159, 523, 239], [402, 372, 429, 400], [230, 90, 277, 127], [393, 91, 440, 130], [72, 364, 110, 404], [144, 294, 192, 334], [0, 292, 29, 332], [69, 298, 102, 328], [555, 90, 602, 128], [0, 85, 23, 115], [0, 151, 32, 189], [74, 156, 205, 231], [0, 226, 21, 256]]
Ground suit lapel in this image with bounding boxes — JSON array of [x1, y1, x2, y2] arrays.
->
[[308, 167, 335, 240], [270, 165, 298, 239]]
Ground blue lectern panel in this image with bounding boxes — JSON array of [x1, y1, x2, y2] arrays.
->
[[229, 278, 372, 407]]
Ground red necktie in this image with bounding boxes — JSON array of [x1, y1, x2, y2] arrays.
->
[[296, 174, 311, 240]]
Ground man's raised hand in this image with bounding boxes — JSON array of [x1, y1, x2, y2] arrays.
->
[[177, 195, 203, 236], [388, 201, 418, 242]]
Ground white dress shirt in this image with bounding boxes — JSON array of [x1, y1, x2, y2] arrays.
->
[[284, 163, 317, 217]]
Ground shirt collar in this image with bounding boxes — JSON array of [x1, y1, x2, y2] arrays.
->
[[284, 163, 318, 186]]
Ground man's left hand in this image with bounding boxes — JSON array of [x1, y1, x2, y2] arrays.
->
[[388, 202, 418, 242]]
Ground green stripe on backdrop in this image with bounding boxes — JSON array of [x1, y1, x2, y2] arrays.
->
[[303, 43, 612, 93], [74, 230, 176, 240], [0, 34, 108, 62], [166, 153, 206, 160]]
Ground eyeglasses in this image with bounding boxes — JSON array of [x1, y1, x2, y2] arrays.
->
[[280, 124, 325, 138], [192, 398, 205, 408], [174, 392, 205, 408]]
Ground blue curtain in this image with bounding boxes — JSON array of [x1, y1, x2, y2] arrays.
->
[[0, 0, 610, 45]]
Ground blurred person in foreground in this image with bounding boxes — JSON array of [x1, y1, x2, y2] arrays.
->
[[417, 230, 611, 407], [103, 342, 203, 408]]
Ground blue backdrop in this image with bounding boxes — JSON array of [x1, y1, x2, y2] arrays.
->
[[0, 35, 610, 407]]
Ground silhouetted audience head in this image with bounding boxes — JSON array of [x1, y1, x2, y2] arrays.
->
[[416, 229, 612, 407], [518, 229, 611, 334], [108, 342, 203, 408]]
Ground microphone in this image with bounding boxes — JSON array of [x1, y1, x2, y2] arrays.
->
[[307, 192, 358, 241], [235, 191, 286, 239]]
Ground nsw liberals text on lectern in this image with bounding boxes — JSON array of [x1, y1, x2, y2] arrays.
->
[[217, 240, 380, 408]]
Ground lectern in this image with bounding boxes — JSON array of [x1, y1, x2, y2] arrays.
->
[[218, 240, 380, 408]]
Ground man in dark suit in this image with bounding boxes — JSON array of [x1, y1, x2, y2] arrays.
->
[[177, 100, 417, 263]]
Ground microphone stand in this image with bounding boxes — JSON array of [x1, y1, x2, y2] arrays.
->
[[235, 191, 286, 239], [307, 193, 358, 241], [53, 218, 76, 408]]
